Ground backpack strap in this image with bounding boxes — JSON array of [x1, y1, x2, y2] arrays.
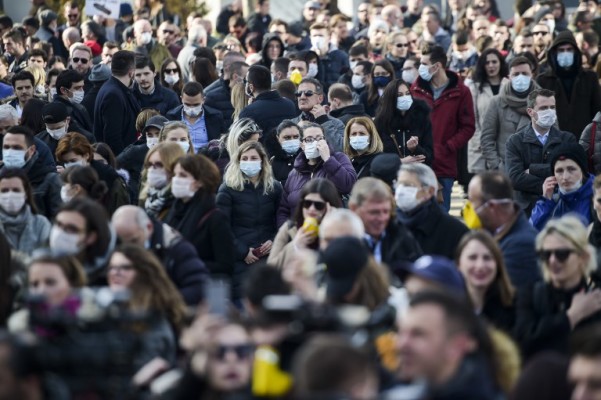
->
[[197, 208, 218, 229], [589, 121, 597, 172]]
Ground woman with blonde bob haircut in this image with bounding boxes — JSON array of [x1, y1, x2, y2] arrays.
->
[[515, 215, 601, 360], [343, 116, 384, 179], [158, 121, 194, 155]]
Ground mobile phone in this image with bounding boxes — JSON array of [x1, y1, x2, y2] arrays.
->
[[252, 247, 263, 258], [205, 279, 230, 316]]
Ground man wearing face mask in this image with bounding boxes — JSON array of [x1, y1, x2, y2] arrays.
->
[[132, 56, 180, 116], [327, 83, 367, 126], [481, 57, 540, 172], [93, 50, 141, 155], [38, 102, 94, 155], [505, 88, 577, 213], [536, 30, 601, 138], [53, 69, 93, 135], [0, 126, 62, 219], [131, 19, 170, 77], [308, 22, 350, 93]]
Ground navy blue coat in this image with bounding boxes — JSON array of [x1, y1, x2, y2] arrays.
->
[[316, 48, 350, 93], [204, 78, 234, 129], [53, 95, 93, 134], [93, 77, 141, 155], [166, 104, 226, 143], [133, 83, 181, 116], [238, 90, 297, 137]]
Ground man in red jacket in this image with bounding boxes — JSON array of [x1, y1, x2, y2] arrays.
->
[[411, 44, 475, 212]]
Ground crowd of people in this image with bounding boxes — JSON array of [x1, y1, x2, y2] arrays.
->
[[1, 0, 601, 398]]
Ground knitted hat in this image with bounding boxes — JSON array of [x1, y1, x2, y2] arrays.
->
[[322, 237, 369, 301], [89, 63, 111, 82], [549, 143, 588, 176], [39, 10, 57, 27]]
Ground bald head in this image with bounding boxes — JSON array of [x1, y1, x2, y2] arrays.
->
[[62, 27, 81, 50], [112, 205, 153, 246], [319, 209, 365, 250]]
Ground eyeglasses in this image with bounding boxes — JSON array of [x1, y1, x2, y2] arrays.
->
[[162, 29, 174, 34], [212, 344, 254, 361], [302, 199, 326, 211], [538, 248, 575, 262], [532, 31, 549, 36], [295, 90, 315, 97], [395, 43, 410, 48], [164, 68, 178, 74], [302, 136, 324, 143], [72, 57, 89, 64]]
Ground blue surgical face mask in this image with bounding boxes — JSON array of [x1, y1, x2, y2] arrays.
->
[[349, 136, 370, 151], [396, 95, 413, 111], [418, 64, 435, 81], [281, 139, 301, 154], [511, 74, 531, 93], [240, 160, 262, 177], [2, 149, 27, 168], [557, 51, 574, 68], [373, 76, 391, 88]]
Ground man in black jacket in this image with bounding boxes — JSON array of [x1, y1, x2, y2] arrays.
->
[[38, 102, 95, 154], [327, 83, 368, 126], [112, 205, 209, 306], [204, 52, 247, 129], [132, 56, 180, 116], [349, 177, 422, 277], [53, 69, 93, 134]]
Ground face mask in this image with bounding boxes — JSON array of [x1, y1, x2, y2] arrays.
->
[[70, 89, 84, 104], [64, 159, 86, 168], [60, 185, 73, 203], [216, 60, 223, 72], [146, 137, 159, 149], [396, 95, 413, 111], [395, 185, 420, 212], [349, 60, 358, 70], [418, 64, 436, 81], [183, 105, 203, 118], [311, 36, 325, 51], [271, 73, 276, 84], [511, 74, 531, 93], [304, 142, 320, 159], [557, 51, 574, 68], [164, 74, 179, 85], [281, 139, 300, 154], [171, 176, 196, 198], [47, 125, 68, 140], [147, 168, 168, 189], [351, 74, 365, 89], [2, 149, 26, 168], [140, 31, 152, 45], [545, 19, 555, 33], [0, 192, 25, 214], [535, 109, 557, 129], [289, 69, 303, 85], [178, 141, 190, 153], [307, 63, 319, 78], [49, 225, 82, 255], [559, 179, 583, 195], [36, 84, 46, 95], [402, 69, 417, 84], [349, 136, 370, 151], [49, 87, 57, 99], [373, 76, 391, 88], [240, 160, 262, 177], [462, 201, 482, 229]]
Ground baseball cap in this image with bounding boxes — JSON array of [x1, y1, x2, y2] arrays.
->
[[407, 255, 466, 294], [143, 115, 169, 133], [323, 236, 370, 301], [42, 102, 69, 124]]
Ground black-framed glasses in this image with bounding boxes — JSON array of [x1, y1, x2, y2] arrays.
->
[[302, 199, 326, 211], [212, 344, 254, 360], [164, 68, 178, 74], [302, 136, 324, 143], [72, 57, 88, 64], [295, 90, 315, 97], [538, 248, 575, 262], [395, 43, 410, 48]]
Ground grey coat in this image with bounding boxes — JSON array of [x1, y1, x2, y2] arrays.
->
[[291, 114, 345, 152], [579, 111, 601, 175], [0, 206, 51, 254]]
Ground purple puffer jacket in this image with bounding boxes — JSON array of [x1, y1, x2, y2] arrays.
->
[[276, 149, 357, 227]]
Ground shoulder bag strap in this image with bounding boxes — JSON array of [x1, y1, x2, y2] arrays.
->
[[589, 121, 597, 172], [389, 132, 404, 158]]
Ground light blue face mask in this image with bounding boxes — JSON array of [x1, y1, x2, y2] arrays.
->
[[557, 51, 574, 68], [511, 74, 531, 93], [349, 136, 370, 151], [281, 139, 301, 154], [396, 95, 413, 111], [2, 149, 26, 168], [240, 160, 262, 177], [64, 159, 86, 169]]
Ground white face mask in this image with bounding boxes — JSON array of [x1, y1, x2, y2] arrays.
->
[[396, 95, 413, 111], [183, 105, 203, 118], [304, 142, 320, 159], [395, 185, 420, 212], [60, 185, 74, 203], [351, 74, 365, 89], [64, 159, 86, 168], [47, 125, 68, 140], [177, 141, 190, 153], [147, 168, 168, 189], [307, 63, 319, 78], [171, 176, 196, 198], [311, 36, 326, 51], [240, 160, 262, 177], [164, 74, 180, 85], [418, 64, 435, 81], [49, 87, 57, 99], [49, 225, 82, 255], [2, 149, 27, 169], [511, 74, 531, 93], [0, 192, 25, 215], [36, 84, 46, 96], [70, 89, 84, 104], [349, 60, 358, 70], [281, 139, 301, 154], [146, 137, 159, 149], [535, 109, 557, 129], [544, 19, 555, 33], [402, 69, 417, 84], [349, 136, 370, 151], [140, 31, 152, 45]]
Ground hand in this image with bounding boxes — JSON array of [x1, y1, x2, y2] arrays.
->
[[406, 136, 419, 152], [401, 155, 426, 164], [259, 240, 273, 255], [56, 165, 65, 173], [133, 357, 170, 387], [293, 226, 316, 249], [542, 176, 558, 200], [180, 313, 226, 352], [525, 169, 529, 174], [316, 139, 330, 162], [245, 248, 259, 264], [567, 289, 601, 328], [310, 104, 327, 119]]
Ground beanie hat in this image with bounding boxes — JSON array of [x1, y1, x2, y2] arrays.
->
[[549, 143, 588, 176]]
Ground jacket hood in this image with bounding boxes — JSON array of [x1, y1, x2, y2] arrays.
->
[[261, 33, 285, 63], [547, 30, 582, 73]]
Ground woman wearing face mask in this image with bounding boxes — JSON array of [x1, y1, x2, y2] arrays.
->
[[0, 169, 50, 253], [139, 142, 185, 220], [343, 117, 384, 179], [49, 197, 115, 285], [360, 60, 395, 117], [165, 154, 235, 277], [384, 32, 410, 78], [217, 141, 282, 297], [56, 132, 130, 215], [466, 48, 508, 174], [158, 122, 194, 155], [160, 59, 183, 96], [374, 79, 433, 165], [266, 120, 303, 186], [530, 144, 594, 231], [60, 165, 108, 209]]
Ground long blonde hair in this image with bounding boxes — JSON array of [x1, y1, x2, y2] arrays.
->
[[224, 141, 275, 195], [231, 81, 249, 122], [159, 121, 193, 154], [138, 142, 185, 202], [343, 117, 384, 158]]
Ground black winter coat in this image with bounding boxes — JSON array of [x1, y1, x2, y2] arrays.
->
[[350, 152, 379, 179], [164, 191, 235, 277], [90, 159, 130, 215], [21, 152, 62, 219], [329, 103, 368, 127], [379, 219, 423, 273], [81, 84, 102, 121], [37, 121, 96, 155], [116, 141, 148, 204], [133, 83, 181, 116], [481, 287, 516, 334], [264, 133, 298, 185], [238, 90, 297, 137], [316, 48, 350, 93], [52, 95, 93, 133], [203, 78, 234, 129]]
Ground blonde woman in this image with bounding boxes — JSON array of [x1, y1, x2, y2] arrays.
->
[[24, 64, 47, 96], [139, 142, 185, 220], [384, 31, 410, 77], [343, 116, 384, 179], [216, 141, 282, 297], [231, 81, 249, 122], [515, 215, 601, 360], [158, 121, 194, 154]]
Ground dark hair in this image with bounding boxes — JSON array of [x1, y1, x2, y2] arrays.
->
[[473, 48, 508, 93], [453, 29, 470, 46], [509, 55, 533, 71], [421, 43, 447, 69], [48, 56, 66, 69], [478, 171, 514, 201], [176, 154, 221, 193], [229, 60, 248, 78], [159, 58, 183, 94], [328, 83, 353, 103], [368, 59, 395, 106], [22, 16, 39, 30], [135, 55, 155, 72], [92, 143, 117, 169], [571, 324, 601, 357], [349, 44, 369, 57], [374, 79, 411, 134], [276, 119, 303, 139], [61, 165, 108, 202], [228, 15, 246, 28], [191, 57, 218, 88], [247, 64, 271, 91], [192, 47, 217, 67], [272, 57, 290, 76], [527, 88, 555, 109], [0, 168, 38, 214], [182, 81, 204, 97], [299, 77, 323, 94], [268, 18, 288, 32], [103, 41, 119, 50], [3, 28, 25, 44], [0, 16, 13, 30], [246, 32, 263, 54], [11, 71, 34, 88], [29, 48, 47, 62], [55, 69, 84, 94], [20, 99, 46, 135], [244, 264, 290, 309], [356, 60, 373, 74], [6, 125, 35, 147], [293, 178, 342, 228], [273, 79, 296, 103], [111, 50, 135, 76]]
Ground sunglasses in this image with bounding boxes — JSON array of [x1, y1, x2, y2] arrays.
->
[[395, 43, 410, 48], [538, 248, 575, 262], [532, 31, 549, 36], [164, 68, 178, 74], [162, 29, 174, 34], [72, 57, 88, 64], [212, 344, 254, 360], [295, 90, 315, 97], [302, 199, 326, 211]]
